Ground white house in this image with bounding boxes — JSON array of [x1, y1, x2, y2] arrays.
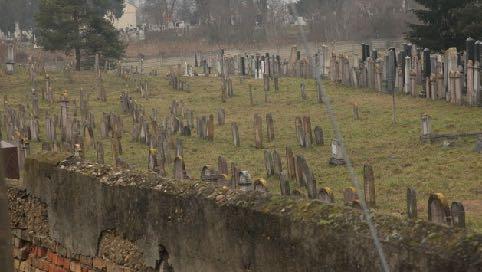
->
[[112, 2, 138, 30]]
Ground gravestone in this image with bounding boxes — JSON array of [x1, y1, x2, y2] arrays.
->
[[266, 113, 275, 142], [201, 165, 226, 182], [148, 148, 159, 172], [300, 82, 307, 100], [286, 147, 296, 179], [421, 114, 432, 143], [272, 150, 283, 177], [352, 103, 360, 120], [295, 117, 304, 147], [254, 114, 263, 149], [428, 193, 451, 225], [279, 171, 291, 196], [329, 139, 346, 165], [207, 114, 214, 141], [363, 164, 375, 207], [295, 155, 316, 198], [173, 156, 188, 181], [314, 126, 324, 145], [238, 170, 253, 191], [316, 81, 323, 103], [253, 178, 268, 193], [96, 142, 104, 164], [175, 139, 183, 158], [231, 122, 240, 147], [302, 116, 313, 147], [473, 136, 482, 153], [407, 187, 417, 219], [218, 156, 228, 175], [451, 202, 465, 228], [264, 150, 274, 177], [217, 109, 226, 125], [318, 187, 335, 203], [249, 85, 254, 106], [343, 187, 359, 206]]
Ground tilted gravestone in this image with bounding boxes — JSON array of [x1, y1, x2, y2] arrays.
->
[[231, 122, 240, 147], [314, 126, 324, 145], [428, 193, 451, 225], [279, 171, 291, 196], [286, 147, 296, 179], [318, 187, 335, 203], [363, 164, 376, 207], [254, 114, 263, 149], [451, 202, 465, 228], [406, 187, 417, 219], [295, 117, 304, 147], [302, 116, 313, 147], [295, 155, 316, 198]]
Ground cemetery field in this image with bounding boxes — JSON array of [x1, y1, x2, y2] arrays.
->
[[1, 68, 481, 231]]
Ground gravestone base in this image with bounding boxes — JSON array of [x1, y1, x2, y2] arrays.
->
[[329, 157, 346, 166]]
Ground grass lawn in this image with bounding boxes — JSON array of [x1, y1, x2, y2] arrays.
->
[[1, 65, 481, 231]]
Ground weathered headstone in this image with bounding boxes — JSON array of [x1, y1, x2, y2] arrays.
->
[[96, 141, 104, 164], [300, 82, 307, 100], [428, 193, 451, 225], [207, 114, 214, 141], [451, 202, 465, 228], [314, 126, 324, 145], [329, 139, 346, 165], [318, 187, 335, 203], [363, 164, 375, 207], [253, 178, 268, 193], [343, 187, 359, 206], [352, 103, 360, 120], [217, 109, 226, 125], [286, 147, 296, 179], [231, 122, 240, 147], [264, 150, 274, 177], [272, 150, 283, 177], [218, 156, 228, 176], [407, 187, 417, 219], [279, 171, 291, 196], [295, 155, 316, 198], [254, 114, 263, 149], [266, 113, 275, 142]]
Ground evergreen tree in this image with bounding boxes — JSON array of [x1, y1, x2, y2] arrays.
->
[[35, 0, 125, 70], [407, 0, 478, 51]]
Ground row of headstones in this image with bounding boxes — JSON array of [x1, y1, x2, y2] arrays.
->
[[167, 72, 190, 91], [329, 41, 481, 107]]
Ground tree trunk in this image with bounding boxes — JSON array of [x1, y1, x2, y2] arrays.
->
[[75, 47, 81, 71]]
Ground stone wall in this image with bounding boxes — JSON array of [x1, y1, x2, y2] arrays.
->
[[7, 153, 481, 272]]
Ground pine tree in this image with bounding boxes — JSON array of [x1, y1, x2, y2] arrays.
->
[[407, 0, 477, 51], [35, 0, 125, 70]]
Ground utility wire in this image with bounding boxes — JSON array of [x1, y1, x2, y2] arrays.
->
[[289, 4, 391, 272]]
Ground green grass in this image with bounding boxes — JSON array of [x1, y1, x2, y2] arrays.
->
[[1, 66, 481, 231]]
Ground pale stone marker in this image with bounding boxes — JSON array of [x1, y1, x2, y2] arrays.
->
[[329, 139, 346, 165]]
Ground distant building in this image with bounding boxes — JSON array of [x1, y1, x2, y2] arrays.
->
[[112, 2, 138, 30]]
